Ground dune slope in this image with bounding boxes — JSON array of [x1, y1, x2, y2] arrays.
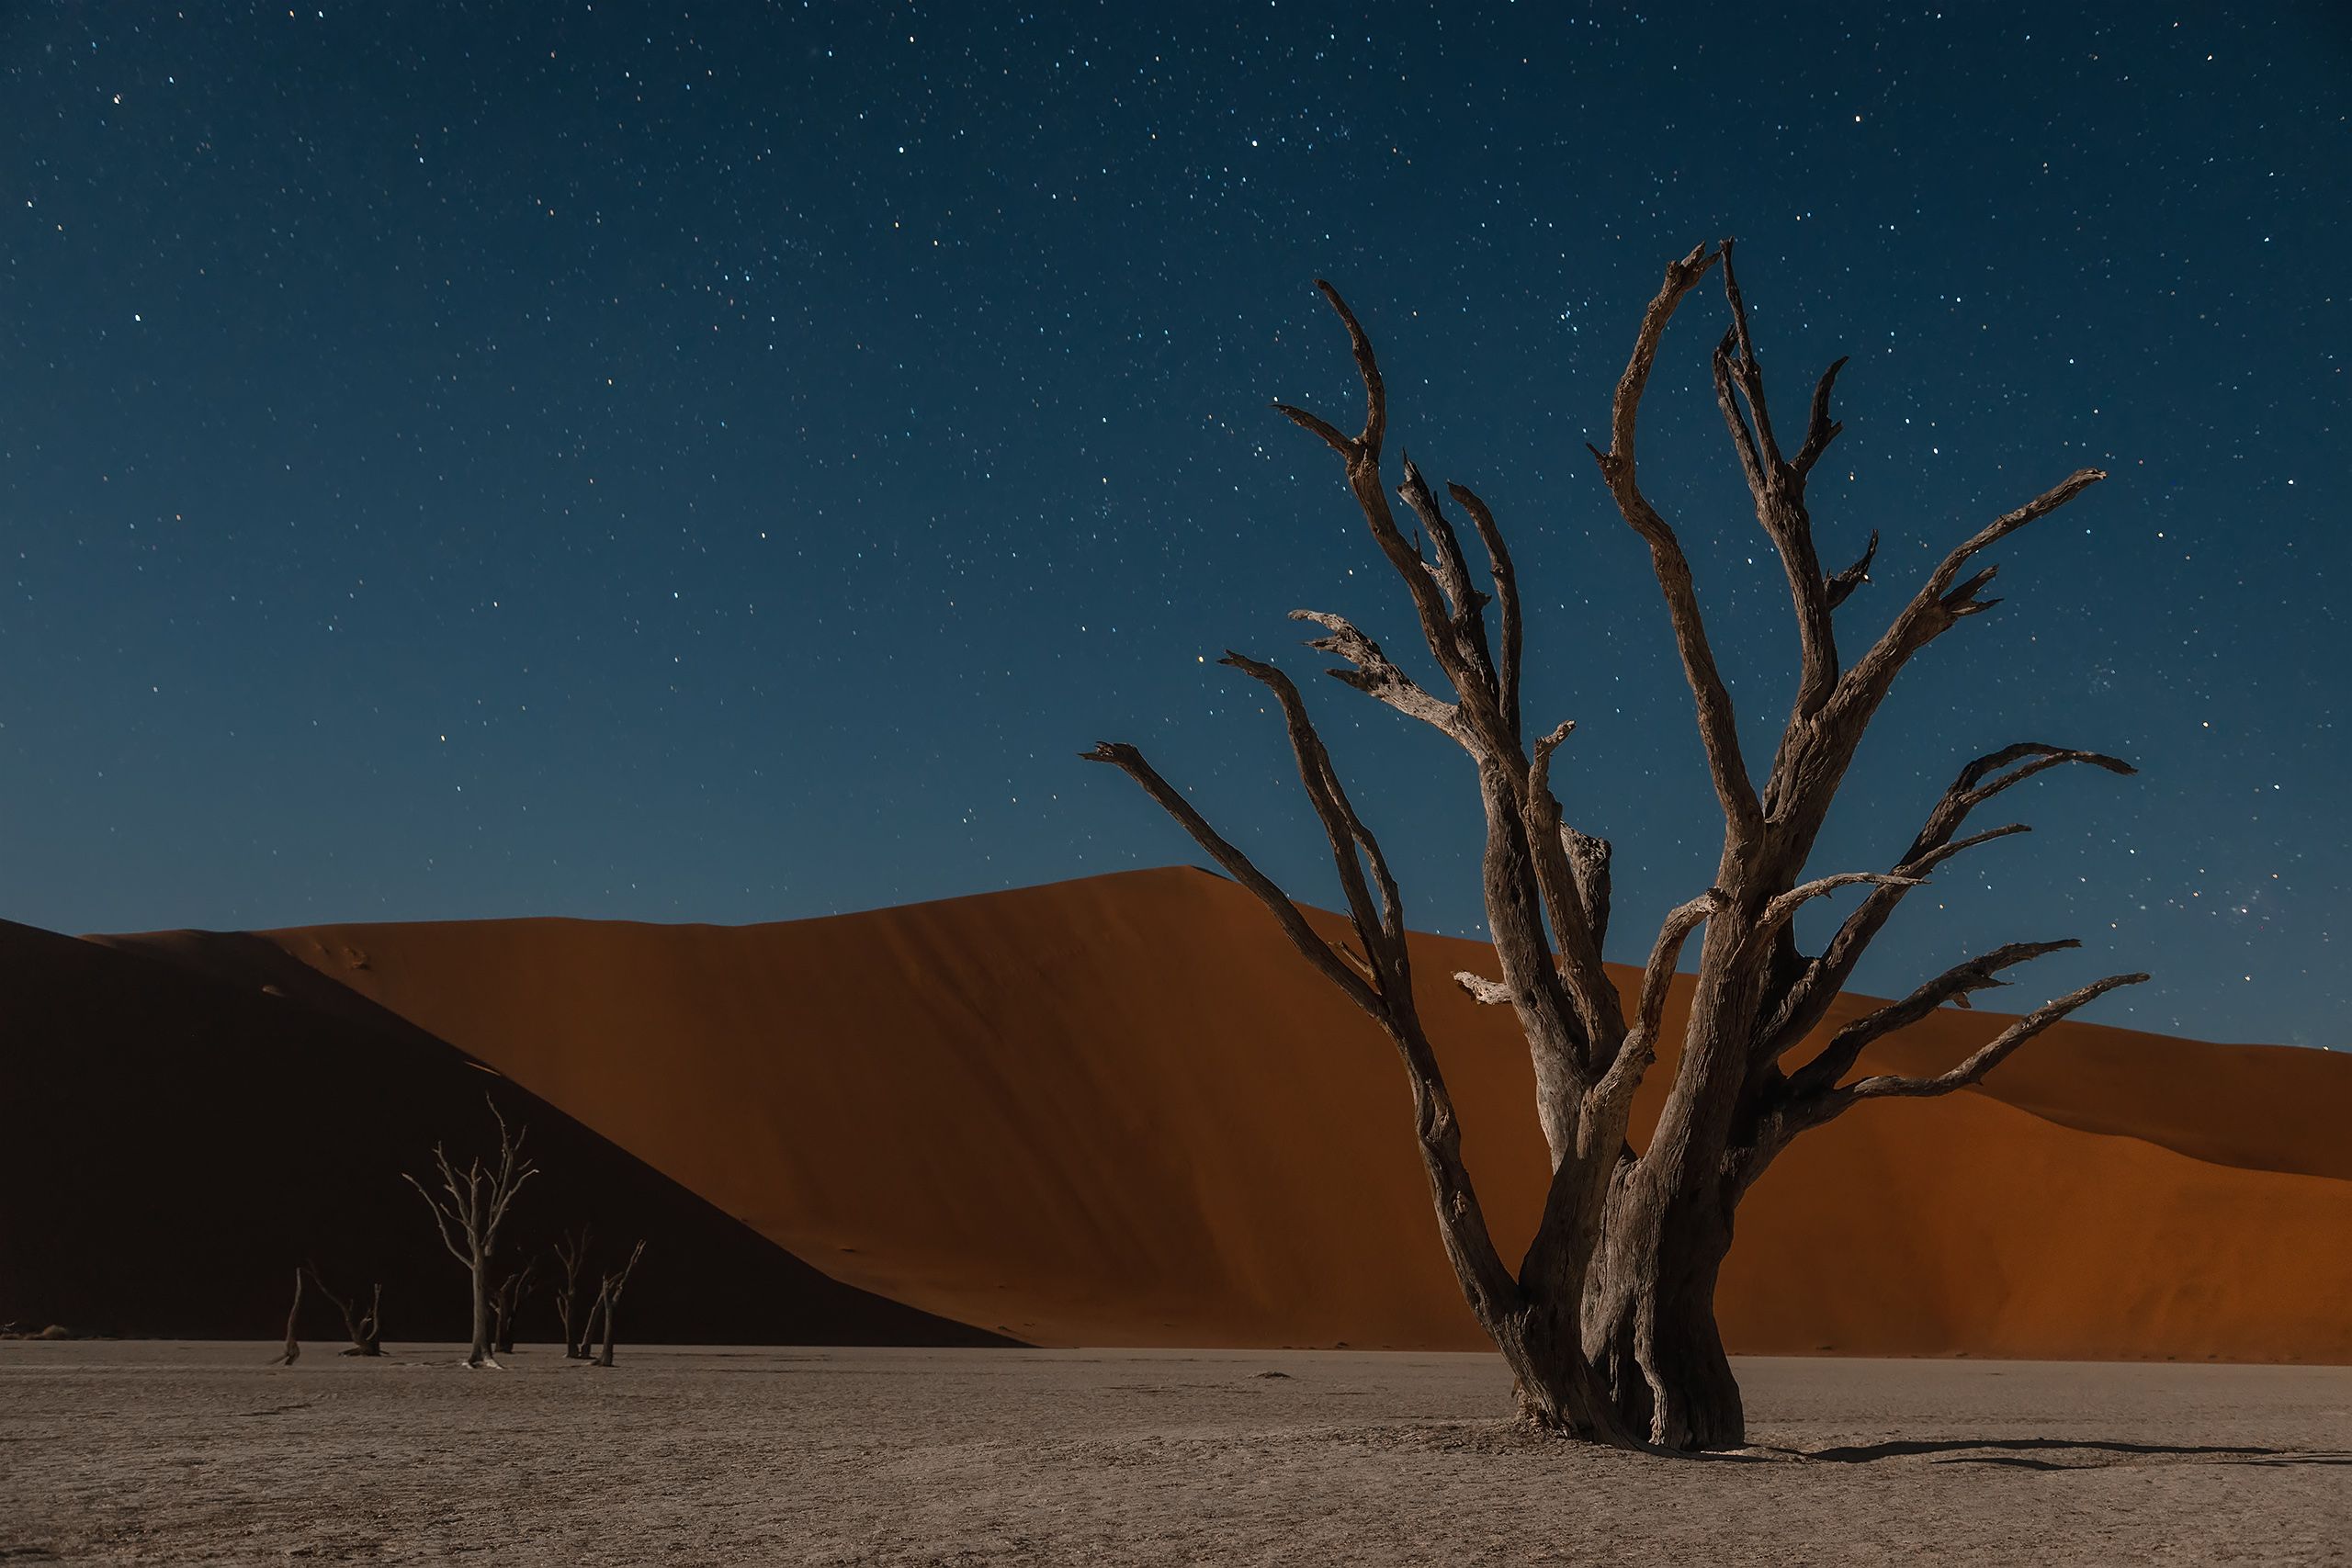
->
[[225, 865, 2352, 1360], [0, 918, 1007, 1346]]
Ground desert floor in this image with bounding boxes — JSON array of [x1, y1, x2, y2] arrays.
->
[[2, 1344, 2346, 1565]]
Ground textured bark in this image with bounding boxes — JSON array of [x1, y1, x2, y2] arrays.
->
[[403, 1097, 537, 1369], [1091, 243, 2144, 1450], [1586, 1171, 1743, 1453]]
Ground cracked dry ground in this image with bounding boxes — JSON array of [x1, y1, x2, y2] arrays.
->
[[3, 1345, 2346, 1564]]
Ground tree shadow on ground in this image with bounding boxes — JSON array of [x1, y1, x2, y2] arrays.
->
[[1798, 1438, 2352, 1471]]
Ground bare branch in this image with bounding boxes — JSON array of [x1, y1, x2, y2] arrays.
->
[[1808, 971, 2149, 1120], [1272, 400, 1352, 456], [1082, 741, 1383, 1018], [1084, 722, 1522, 1326], [1275, 286, 1490, 727], [1316, 278, 1385, 459], [1454, 972, 1513, 1007], [1220, 651, 1408, 970], [1447, 482, 1522, 741], [1902, 745, 2134, 868], [1290, 609, 1463, 739], [401, 1167, 472, 1267], [1714, 240, 1785, 474], [1711, 328, 1769, 499], [1712, 240, 1848, 724], [1831, 468, 2108, 732], [1905, 821, 2030, 875], [478, 1097, 538, 1252], [1758, 872, 1926, 938], [1824, 529, 1877, 610], [1786, 938, 2082, 1098], [1792, 356, 1850, 478], [1563, 828, 1613, 954], [1521, 719, 1617, 958], [1589, 241, 1762, 837], [1519, 719, 1622, 1054], [1396, 459, 1489, 630], [1756, 743, 2131, 1068], [1271, 277, 1387, 460], [1601, 890, 1722, 1111]]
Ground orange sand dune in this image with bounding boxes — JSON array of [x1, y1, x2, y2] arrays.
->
[[202, 864, 2352, 1361], [0, 917, 1005, 1346]]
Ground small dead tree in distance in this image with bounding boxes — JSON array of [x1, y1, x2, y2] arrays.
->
[[589, 1240, 646, 1369], [551, 1224, 594, 1359], [1087, 240, 2144, 1451], [303, 1264, 384, 1356], [403, 1098, 538, 1369], [491, 1256, 538, 1357], [268, 1267, 302, 1366]]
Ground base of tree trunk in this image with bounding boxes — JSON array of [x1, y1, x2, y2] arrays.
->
[[1587, 1290, 1746, 1450], [1491, 1310, 1649, 1450], [1583, 1190, 1747, 1452]]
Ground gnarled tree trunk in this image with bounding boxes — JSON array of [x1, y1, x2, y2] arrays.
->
[[1091, 240, 2143, 1450], [1585, 1168, 1742, 1452]]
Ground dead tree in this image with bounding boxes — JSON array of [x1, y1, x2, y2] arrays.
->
[[302, 1264, 384, 1356], [589, 1240, 646, 1369], [1088, 241, 2144, 1451], [551, 1225, 594, 1359], [491, 1256, 538, 1357], [403, 1098, 538, 1368], [268, 1268, 302, 1366]]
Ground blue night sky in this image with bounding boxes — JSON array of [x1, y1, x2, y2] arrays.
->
[[2, 4, 2344, 1047]]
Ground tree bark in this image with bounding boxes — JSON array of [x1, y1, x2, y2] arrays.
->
[[1584, 1167, 1744, 1450], [467, 1248, 492, 1368]]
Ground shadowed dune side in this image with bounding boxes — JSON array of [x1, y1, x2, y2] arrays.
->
[[0, 919, 1011, 1346], [242, 865, 2352, 1360]]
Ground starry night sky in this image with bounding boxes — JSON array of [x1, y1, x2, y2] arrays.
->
[[3, 4, 2345, 1046]]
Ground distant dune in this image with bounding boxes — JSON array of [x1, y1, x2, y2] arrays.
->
[[43, 863, 2322, 1361], [6, 865, 2346, 1356], [0, 917, 1005, 1346]]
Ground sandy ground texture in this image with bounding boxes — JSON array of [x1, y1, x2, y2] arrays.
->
[[2, 1344, 2347, 1565]]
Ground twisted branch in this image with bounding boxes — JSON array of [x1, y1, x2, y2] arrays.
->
[[1785, 937, 2083, 1100], [1800, 971, 2149, 1124], [1756, 744, 2133, 1066]]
